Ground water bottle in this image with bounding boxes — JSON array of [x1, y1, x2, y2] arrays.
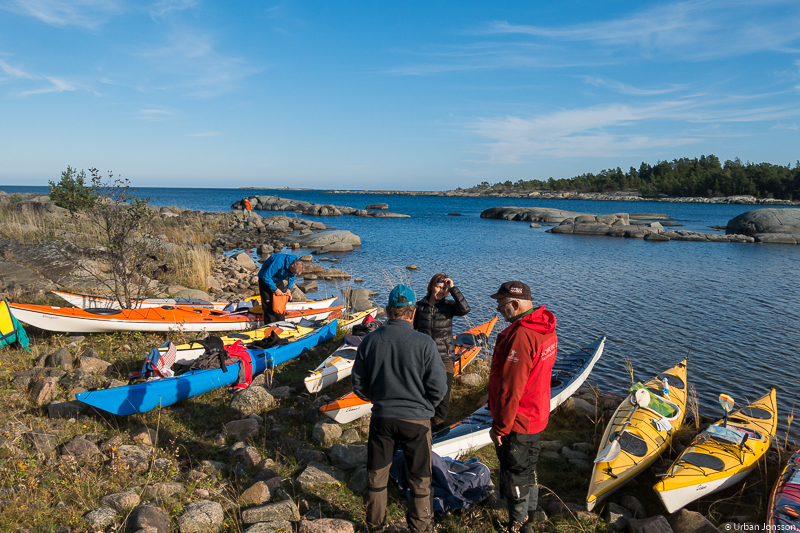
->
[[662, 377, 669, 397]]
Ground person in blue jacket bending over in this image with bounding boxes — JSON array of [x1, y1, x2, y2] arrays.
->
[[258, 253, 304, 323]]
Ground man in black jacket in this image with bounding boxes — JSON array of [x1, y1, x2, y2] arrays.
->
[[352, 284, 448, 533]]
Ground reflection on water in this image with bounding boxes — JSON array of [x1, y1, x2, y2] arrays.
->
[[4, 185, 799, 438]]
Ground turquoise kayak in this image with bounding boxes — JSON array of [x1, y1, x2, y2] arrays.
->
[[76, 319, 337, 416]]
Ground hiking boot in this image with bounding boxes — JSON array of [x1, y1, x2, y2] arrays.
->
[[504, 521, 527, 533]]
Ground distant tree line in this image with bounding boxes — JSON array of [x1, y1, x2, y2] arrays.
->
[[474, 155, 800, 200]]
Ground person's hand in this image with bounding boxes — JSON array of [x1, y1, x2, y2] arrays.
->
[[287, 291, 293, 301], [274, 289, 284, 296], [444, 278, 454, 289], [490, 428, 504, 447]]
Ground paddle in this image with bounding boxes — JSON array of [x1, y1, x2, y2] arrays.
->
[[594, 388, 651, 464], [719, 393, 735, 428]]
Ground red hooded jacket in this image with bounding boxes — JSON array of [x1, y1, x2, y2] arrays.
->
[[488, 305, 557, 436]]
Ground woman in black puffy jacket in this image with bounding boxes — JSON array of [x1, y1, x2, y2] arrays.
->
[[414, 272, 471, 429]]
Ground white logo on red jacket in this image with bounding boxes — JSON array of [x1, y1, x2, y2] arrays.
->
[[506, 349, 520, 363], [541, 341, 557, 362]]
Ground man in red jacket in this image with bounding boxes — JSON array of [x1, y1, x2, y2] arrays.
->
[[488, 281, 557, 533]]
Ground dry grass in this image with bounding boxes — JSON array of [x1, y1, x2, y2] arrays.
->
[[167, 245, 214, 291]]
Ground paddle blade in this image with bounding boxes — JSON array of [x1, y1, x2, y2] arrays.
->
[[634, 388, 651, 408], [719, 393, 735, 413], [594, 440, 621, 464]]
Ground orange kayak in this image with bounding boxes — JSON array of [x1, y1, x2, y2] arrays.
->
[[9, 302, 344, 333], [319, 317, 498, 424]]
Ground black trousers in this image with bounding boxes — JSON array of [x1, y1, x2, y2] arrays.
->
[[258, 278, 285, 324], [433, 371, 454, 424], [366, 417, 432, 533], [494, 431, 541, 523]]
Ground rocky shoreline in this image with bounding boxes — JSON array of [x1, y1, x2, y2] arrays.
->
[[324, 188, 799, 205]]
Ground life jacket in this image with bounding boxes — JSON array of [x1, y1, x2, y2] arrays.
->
[[0, 301, 29, 351]]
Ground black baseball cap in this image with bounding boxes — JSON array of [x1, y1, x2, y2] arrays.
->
[[490, 281, 532, 300]]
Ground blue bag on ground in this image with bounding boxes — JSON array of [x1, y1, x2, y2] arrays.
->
[[390, 450, 491, 513]]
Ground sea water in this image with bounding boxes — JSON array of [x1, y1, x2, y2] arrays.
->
[[5, 185, 799, 435]]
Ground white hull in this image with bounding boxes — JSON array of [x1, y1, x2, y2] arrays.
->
[[51, 290, 338, 312], [10, 307, 260, 334], [431, 406, 493, 459], [304, 346, 357, 393], [657, 468, 754, 513], [324, 402, 374, 424]]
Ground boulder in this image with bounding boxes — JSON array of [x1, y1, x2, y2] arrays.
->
[[22, 431, 60, 457], [620, 495, 646, 518], [296, 448, 329, 465], [240, 481, 272, 506], [340, 288, 377, 312], [455, 373, 483, 388], [30, 377, 59, 406], [45, 347, 73, 370], [312, 421, 342, 446], [83, 507, 118, 530], [101, 491, 141, 511], [230, 387, 275, 417], [58, 369, 98, 390], [365, 203, 388, 210], [78, 356, 112, 375], [560, 397, 597, 420], [244, 521, 294, 533], [61, 437, 104, 463], [296, 461, 347, 491], [726, 208, 800, 236], [241, 500, 301, 524], [233, 252, 257, 270], [225, 418, 260, 442], [177, 500, 224, 533], [481, 206, 587, 224], [297, 518, 357, 533], [127, 504, 171, 533], [628, 516, 674, 533], [146, 482, 186, 499], [174, 288, 213, 300], [547, 501, 597, 521], [115, 445, 150, 472], [605, 502, 632, 531], [294, 230, 361, 248], [132, 427, 158, 445], [668, 509, 720, 533], [233, 446, 263, 467], [47, 401, 84, 419], [329, 443, 368, 470]]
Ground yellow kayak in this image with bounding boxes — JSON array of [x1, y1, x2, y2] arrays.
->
[[654, 388, 777, 513], [586, 359, 688, 511]]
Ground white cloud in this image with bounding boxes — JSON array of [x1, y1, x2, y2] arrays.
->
[[484, 1, 800, 61], [137, 108, 175, 121], [1, 0, 123, 29], [581, 76, 687, 96], [0, 58, 34, 79], [149, 0, 196, 18], [468, 95, 800, 163], [138, 28, 262, 97], [20, 76, 75, 96]]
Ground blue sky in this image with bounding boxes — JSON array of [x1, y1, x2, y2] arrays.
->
[[1, 0, 799, 190]]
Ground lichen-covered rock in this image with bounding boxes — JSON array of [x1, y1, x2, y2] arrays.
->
[[83, 507, 117, 529], [78, 355, 112, 375], [22, 431, 59, 457], [115, 445, 150, 472], [132, 427, 158, 445], [61, 437, 104, 463], [312, 421, 341, 446], [296, 461, 346, 491], [329, 443, 367, 470], [297, 518, 356, 533], [230, 387, 275, 417], [241, 499, 301, 524], [177, 500, 224, 533], [100, 491, 141, 511], [240, 481, 272, 506]]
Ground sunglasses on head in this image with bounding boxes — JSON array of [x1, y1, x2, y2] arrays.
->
[[435, 278, 447, 285]]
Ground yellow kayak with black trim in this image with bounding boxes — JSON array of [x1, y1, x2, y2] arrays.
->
[[586, 359, 688, 511], [654, 388, 777, 513]]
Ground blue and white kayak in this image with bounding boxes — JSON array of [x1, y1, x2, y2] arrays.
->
[[76, 319, 337, 416], [431, 337, 606, 460]]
